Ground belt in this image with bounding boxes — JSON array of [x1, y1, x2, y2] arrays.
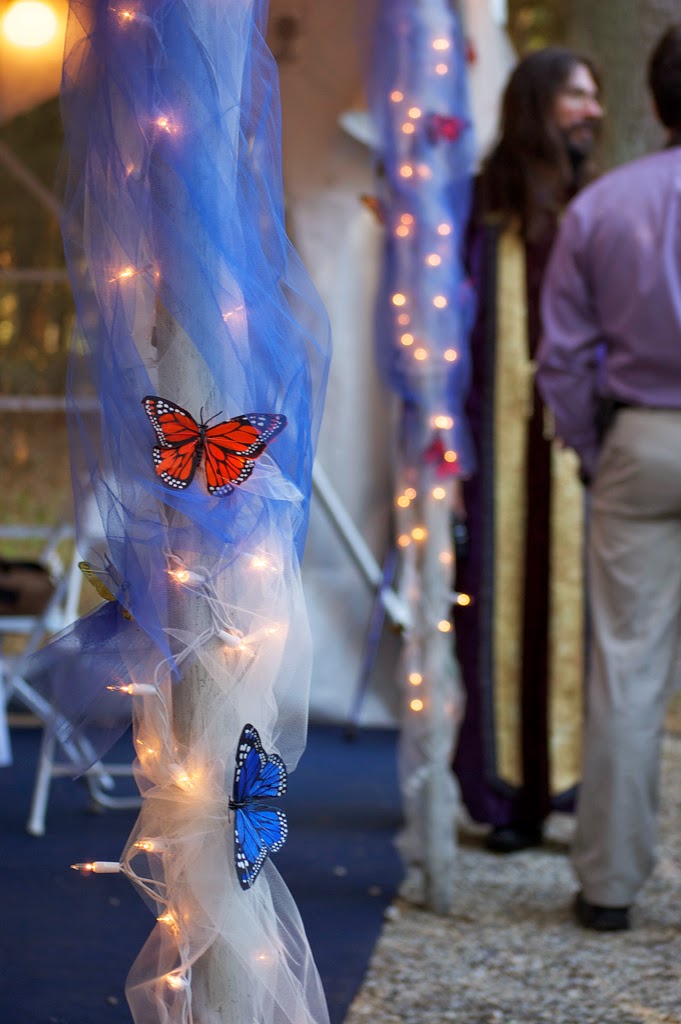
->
[[613, 401, 681, 412]]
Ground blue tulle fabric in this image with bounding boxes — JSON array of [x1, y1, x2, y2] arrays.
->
[[26, 0, 330, 765], [367, 0, 475, 474], [30, 2, 332, 1022]]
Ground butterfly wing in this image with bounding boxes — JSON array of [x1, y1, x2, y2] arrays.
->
[[142, 396, 202, 490], [79, 560, 133, 620], [233, 723, 288, 804], [79, 561, 117, 604], [203, 413, 287, 496], [203, 450, 254, 497], [234, 806, 288, 890], [231, 724, 288, 889], [142, 396, 200, 447], [152, 438, 202, 490]]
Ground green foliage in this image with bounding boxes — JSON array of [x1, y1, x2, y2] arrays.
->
[[0, 99, 72, 396], [508, 0, 566, 54]]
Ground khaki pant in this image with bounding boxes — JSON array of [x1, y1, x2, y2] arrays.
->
[[573, 408, 681, 907]]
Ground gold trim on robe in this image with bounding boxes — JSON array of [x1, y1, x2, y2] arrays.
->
[[548, 442, 584, 794], [493, 227, 532, 788], [492, 227, 584, 797]]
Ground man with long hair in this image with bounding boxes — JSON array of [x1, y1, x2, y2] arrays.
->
[[453, 48, 603, 854], [538, 24, 681, 930]]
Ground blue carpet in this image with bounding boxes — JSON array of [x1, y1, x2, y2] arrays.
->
[[0, 724, 402, 1024]]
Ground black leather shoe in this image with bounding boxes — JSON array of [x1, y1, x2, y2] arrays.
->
[[484, 823, 542, 854], [574, 891, 630, 932]]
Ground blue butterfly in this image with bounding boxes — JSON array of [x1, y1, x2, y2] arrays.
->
[[229, 723, 288, 890]]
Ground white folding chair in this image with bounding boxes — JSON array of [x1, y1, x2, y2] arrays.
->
[[0, 524, 140, 835]]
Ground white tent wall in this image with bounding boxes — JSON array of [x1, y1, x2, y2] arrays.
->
[[271, 0, 514, 727]]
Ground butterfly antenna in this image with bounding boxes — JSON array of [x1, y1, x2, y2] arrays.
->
[[204, 409, 223, 426]]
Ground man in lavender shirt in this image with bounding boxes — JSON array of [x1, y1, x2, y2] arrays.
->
[[537, 24, 681, 932]]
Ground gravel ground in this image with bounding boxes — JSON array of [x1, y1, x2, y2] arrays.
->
[[344, 733, 681, 1024]]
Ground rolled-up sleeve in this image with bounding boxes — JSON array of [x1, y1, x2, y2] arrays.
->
[[536, 202, 603, 478]]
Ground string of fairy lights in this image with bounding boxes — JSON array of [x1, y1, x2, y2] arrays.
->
[[71, 548, 289, 1010], [372, 13, 473, 725]]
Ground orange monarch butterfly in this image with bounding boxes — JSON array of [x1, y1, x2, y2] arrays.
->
[[142, 396, 287, 496]]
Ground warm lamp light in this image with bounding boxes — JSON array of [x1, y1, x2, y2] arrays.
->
[[2, 0, 58, 48]]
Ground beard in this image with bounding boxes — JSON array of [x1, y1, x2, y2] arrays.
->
[[562, 119, 600, 162]]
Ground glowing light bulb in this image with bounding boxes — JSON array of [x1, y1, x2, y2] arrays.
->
[[437, 223, 452, 236], [439, 551, 453, 565], [399, 164, 414, 179], [2, 0, 58, 48], [391, 293, 407, 307], [134, 838, 166, 853], [444, 349, 458, 362], [432, 487, 447, 501], [71, 861, 121, 875], [444, 450, 458, 463], [414, 348, 428, 361], [395, 225, 410, 238], [167, 566, 203, 586], [155, 115, 179, 135], [456, 593, 472, 607], [397, 534, 411, 548], [408, 106, 422, 119], [411, 526, 427, 542], [71, 862, 95, 875], [432, 415, 454, 429], [222, 304, 245, 321], [107, 682, 157, 696], [402, 123, 415, 135], [405, 488, 417, 499], [426, 254, 441, 267], [400, 214, 414, 225], [408, 672, 423, 686], [417, 163, 432, 180], [171, 766, 196, 791], [119, 9, 136, 22], [433, 295, 448, 309], [157, 911, 180, 932], [438, 619, 452, 633], [390, 89, 404, 102], [435, 63, 449, 75], [410, 698, 424, 712], [397, 313, 410, 326], [433, 37, 450, 50], [109, 265, 137, 283], [396, 495, 410, 509], [165, 972, 189, 991], [250, 554, 277, 572], [400, 333, 414, 346]]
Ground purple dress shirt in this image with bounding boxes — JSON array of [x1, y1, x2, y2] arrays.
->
[[537, 147, 681, 477]]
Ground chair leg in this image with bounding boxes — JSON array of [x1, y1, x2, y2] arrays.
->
[[0, 669, 12, 767], [26, 730, 57, 837]]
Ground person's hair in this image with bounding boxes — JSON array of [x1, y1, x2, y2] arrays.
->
[[481, 47, 600, 238], [648, 24, 681, 132]]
